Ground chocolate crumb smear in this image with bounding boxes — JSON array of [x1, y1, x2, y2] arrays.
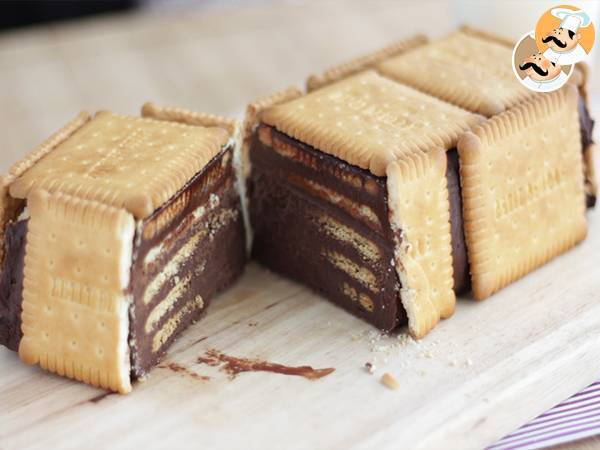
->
[[159, 362, 211, 381], [88, 392, 114, 404], [198, 349, 335, 380]]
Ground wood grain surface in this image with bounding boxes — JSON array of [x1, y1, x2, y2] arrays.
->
[[0, 2, 598, 449]]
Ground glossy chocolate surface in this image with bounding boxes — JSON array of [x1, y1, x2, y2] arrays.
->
[[0, 219, 27, 351], [579, 96, 596, 208], [129, 147, 246, 377]]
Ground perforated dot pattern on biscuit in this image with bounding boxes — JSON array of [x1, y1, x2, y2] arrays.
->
[[458, 86, 587, 300], [262, 71, 482, 176], [141, 102, 238, 136], [378, 32, 533, 117], [18, 190, 135, 393], [386, 148, 455, 338], [9, 111, 230, 219]]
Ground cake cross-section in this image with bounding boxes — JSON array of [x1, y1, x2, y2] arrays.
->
[[0, 105, 247, 392], [245, 71, 483, 337]]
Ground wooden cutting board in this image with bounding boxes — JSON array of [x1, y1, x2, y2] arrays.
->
[[1, 194, 599, 450]]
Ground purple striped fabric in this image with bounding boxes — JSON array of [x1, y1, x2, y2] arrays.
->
[[489, 381, 600, 450]]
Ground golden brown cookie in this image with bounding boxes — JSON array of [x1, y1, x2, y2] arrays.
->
[[7, 112, 91, 183], [378, 32, 533, 117], [0, 113, 91, 265], [19, 189, 135, 393], [9, 111, 230, 219], [244, 87, 303, 141], [141, 102, 238, 135], [262, 70, 482, 176], [387, 148, 455, 337], [458, 85, 587, 300], [306, 34, 428, 92]]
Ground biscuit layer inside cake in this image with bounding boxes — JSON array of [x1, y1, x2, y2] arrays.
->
[[248, 125, 467, 331], [129, 146, 246, 376]]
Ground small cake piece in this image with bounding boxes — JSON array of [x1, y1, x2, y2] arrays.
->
[[376, 29, 596, 207], [0, 105, 247, 392], [458, 86, 587, 300], [245, 71, 483, 337]]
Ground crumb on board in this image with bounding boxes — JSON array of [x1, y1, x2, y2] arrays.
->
[[422, 350, 434, 359], [364, 362, 376, 374], [381, 372, 400, 390]]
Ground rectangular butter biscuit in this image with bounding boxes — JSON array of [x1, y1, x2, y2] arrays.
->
[[458, 85, 587, 299]]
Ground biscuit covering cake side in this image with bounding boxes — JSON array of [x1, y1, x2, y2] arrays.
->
[[246, 71, 483, 338], [458, 86, 587, 299], [0, 106, 247, 392]]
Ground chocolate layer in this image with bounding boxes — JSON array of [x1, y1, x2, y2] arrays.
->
[[0, 219, 27, 351], [249, 125, 403, 330], [447, 148, 470, 293], [129, 146, 246, 377], [579, 95, 596, 208]]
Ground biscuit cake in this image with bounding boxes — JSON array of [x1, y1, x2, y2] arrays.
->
[[0, 104, 247, 392], [308, 28, 596, 208], [0, 27, 594, 394], [245, 71, 483, 338]]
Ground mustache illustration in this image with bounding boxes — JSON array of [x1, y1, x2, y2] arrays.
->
[[519, 62, 549, 76], [542, 35, 567, 48]]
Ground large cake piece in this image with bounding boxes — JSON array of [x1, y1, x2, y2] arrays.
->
[[0, 104, 247, 392], [245, 71, 483, 337]]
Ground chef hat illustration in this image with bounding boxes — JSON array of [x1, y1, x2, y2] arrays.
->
[[551, 7, 591, 33]]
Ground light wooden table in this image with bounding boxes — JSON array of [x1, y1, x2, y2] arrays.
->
[[0, 2, 598, 449]]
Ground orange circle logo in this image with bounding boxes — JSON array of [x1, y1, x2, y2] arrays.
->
[[535, 5, 595, 65]]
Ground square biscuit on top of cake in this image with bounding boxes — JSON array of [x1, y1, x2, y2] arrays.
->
[[0, 104, 247, 393], [377, 30, 533, 117], [245, 70, 483, 338]]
